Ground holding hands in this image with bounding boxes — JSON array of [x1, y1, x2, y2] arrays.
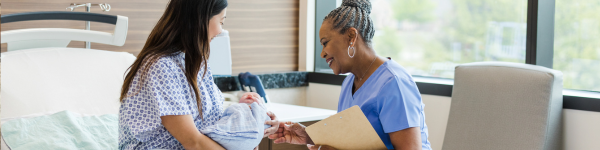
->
[[240, 92, 337, 149], [269, 121, 312, 145]]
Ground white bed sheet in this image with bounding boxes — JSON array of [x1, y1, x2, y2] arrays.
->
[[1, 48, 136, 149]]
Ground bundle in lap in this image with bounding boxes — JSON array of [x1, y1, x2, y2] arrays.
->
[[200, 102, 271, 150]]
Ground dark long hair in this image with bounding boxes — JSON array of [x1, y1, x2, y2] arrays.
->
[[120, 0, 228, 120]]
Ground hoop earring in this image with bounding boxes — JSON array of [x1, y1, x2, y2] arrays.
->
[[348, 42, 355, 58]]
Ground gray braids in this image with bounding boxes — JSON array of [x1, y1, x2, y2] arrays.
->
[[324, 0, 375, 46]]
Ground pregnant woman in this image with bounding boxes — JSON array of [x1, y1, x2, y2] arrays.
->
[[118, 0, 279, 149], [269, 0, 431, 150]]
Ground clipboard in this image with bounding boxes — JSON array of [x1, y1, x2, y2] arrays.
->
[[305, 106, 387, 150]]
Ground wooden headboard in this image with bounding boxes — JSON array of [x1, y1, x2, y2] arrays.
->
[[1, 0, 299, 74]]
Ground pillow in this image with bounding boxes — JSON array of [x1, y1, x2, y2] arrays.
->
[[0, 48, 136, 119]]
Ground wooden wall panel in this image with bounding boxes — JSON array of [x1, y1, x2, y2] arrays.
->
[[225, 0, 299, 74], [1, 0, 169, 56], [1, 0, 299, 74]]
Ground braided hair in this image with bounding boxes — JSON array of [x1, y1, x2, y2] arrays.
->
[[324, 0, 375, 46]]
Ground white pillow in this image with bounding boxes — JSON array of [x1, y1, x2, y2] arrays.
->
[[0, 48, 136, 119]]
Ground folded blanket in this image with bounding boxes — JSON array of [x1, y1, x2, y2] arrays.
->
[[1, 111, 118, 150], [201, 102, 271, 150]]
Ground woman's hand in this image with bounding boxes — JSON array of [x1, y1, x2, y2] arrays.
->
[[264, 111, 279, 138], [307, 144, 337, 150], [269, 121, 314, 145]]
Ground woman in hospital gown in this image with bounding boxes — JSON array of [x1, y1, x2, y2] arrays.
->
[[117, 0, 280, 149]]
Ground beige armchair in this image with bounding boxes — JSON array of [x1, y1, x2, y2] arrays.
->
[[442, 62, 563, 150]]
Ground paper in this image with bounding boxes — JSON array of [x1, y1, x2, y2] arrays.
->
[[305, 106, 387, 150]]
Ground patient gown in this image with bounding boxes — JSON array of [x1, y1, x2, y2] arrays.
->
[[119, 52, 225, 150]]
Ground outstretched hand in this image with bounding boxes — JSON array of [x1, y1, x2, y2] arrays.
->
[[268, 121, 313, 145], [263, 111, 279, 138]]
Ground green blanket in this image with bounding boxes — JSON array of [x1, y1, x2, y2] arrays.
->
[[1, 111, 118, 150]]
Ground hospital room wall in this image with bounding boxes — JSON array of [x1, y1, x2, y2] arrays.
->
[[0, 0, 301, 75], [0, 0, 170, 54], [306, 83, 600, 150], [223, 87, 308, 106]]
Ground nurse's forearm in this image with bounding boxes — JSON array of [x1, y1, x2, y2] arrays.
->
[[389, 127, 421, 150]]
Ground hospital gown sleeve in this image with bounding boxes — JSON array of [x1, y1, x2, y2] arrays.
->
[[377, 77, 423, 133], [122, 58, 197, 142], [149, 59, 197, 116]]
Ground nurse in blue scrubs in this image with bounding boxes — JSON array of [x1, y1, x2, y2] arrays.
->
[[268, 0, 431, 149]]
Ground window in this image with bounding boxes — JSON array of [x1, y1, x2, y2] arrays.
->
[[553, 0, 600, 92], [313, 0, 600, 93], [370, 0, 528, 78]]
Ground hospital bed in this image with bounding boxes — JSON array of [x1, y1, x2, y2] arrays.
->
[[0, 10, 237, 149], [0, 11, 133, 149]]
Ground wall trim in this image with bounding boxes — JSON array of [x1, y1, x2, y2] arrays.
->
[[298, 0, 316, 72]]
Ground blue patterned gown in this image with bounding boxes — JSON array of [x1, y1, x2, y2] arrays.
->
[[118, 52, 224, 150]]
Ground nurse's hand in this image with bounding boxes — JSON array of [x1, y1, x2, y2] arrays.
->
[[270, 121, 314, 145], [264, 111, 279, 138], [307, 144, 337, 150]]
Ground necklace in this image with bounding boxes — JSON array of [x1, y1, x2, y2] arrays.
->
[[358, 57, 377, 81]]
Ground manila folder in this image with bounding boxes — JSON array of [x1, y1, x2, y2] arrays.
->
[[305, 105, 387, 150]]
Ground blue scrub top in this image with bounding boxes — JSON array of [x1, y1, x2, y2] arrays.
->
[[338, 59, 431, 150]]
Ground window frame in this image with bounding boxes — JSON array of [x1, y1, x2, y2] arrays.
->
[[309, 0, 600, 112]]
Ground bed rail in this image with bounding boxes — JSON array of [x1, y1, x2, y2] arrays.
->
[[1, 11, 117, 24], [1, 11, 128, 51]]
